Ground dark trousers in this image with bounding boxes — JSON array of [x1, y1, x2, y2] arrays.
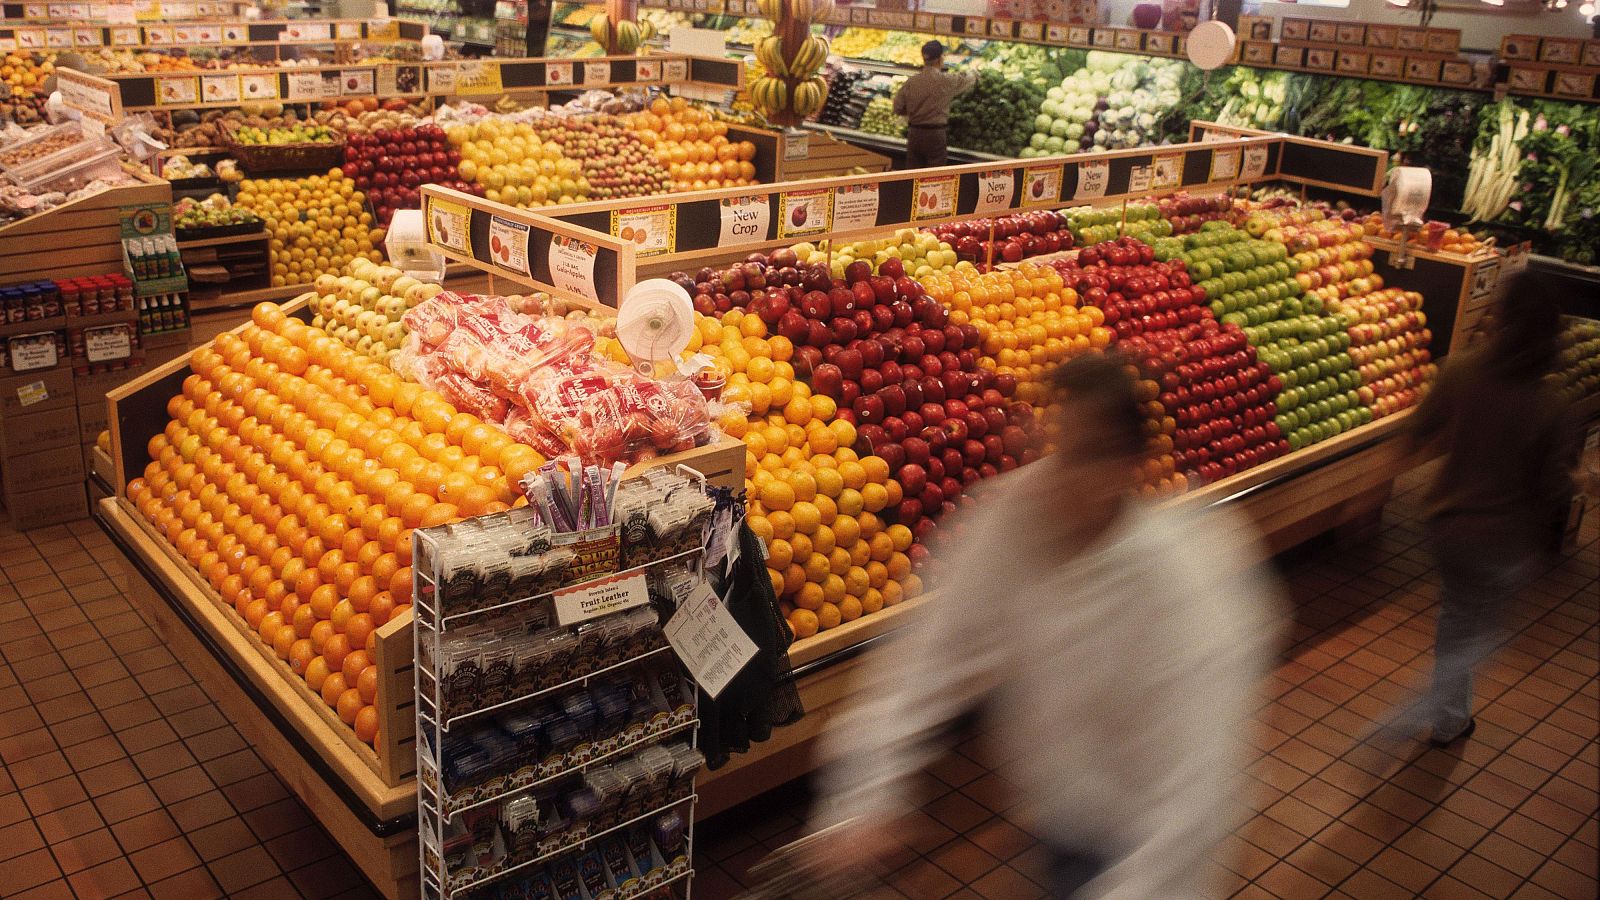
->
[[905, 126, 948, 169], [1045, 845, 1107, 898]]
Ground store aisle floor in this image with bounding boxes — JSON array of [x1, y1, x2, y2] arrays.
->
[[0, 517, 382, 899], [0, 464, 1593, 900], [694, 466, 1599, 900]]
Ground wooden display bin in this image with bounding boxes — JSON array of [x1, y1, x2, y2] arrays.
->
[[97, 291, 752, 898], [1365, 238, 1504, 356], [0, 168, 169, 284]]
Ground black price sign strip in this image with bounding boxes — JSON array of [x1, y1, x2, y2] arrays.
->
[[73, 54, 742, 113], [419, 185, 637, 309], [0, 17, 426, 50]]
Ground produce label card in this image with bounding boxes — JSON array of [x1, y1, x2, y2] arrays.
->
[[1440, 61, 1473, 86], [779, 187, 831, 239], [1127, 162, 1152, 195], [221, 24, 247, 43], [282, 22, 330, 41], [14, 28, 46, 48], [285, 70, 322, 101], [833, 183, 879, 232], [72, 28, 102, 46], [611, 205, 676, 257], [340, 68, 375, 96], [1242, 144, 1270, 180], [1021, 164, 1063, 206], [240, 73, 278, 100], [911, 175, 956, 221], [1046, 23, 1068, 43], [548, 235, 600, 302], [105, 2, 137, 21], [662, 59, 688, 83], [1369, 54, 1401, 77], [23, 3, 48, 15], [45, 27, 70, 47], [973, 169, 1014, 215], [1017, 21, 1041, 41], [1553, 72, 1594, 98], [456, 60, 502, 95], [193, 25, 219, 42], [15, 380, 49, 407], [84, 326, 131, 363], [335, 21, 362, 39], [155, 75, 198, 105], [1068, 25, 1090, 45], [584, 61, 611, 85], [1153, 154, 1185, 187], [544, 61, 573, 87], [1209, 148, 1240, 181], [717, 195, 770, 246], [426, 64, 456, 94], [635, 59, 660, 82], [488, 215, 531, 276], [425, 195, 471, 254], [665, 581, 756, 699], [9, 334, 57, 372], [1073, 160, 1108, 200], [556, 570, 649, 626], [201, 74, 240, 104], [109, 26, 140, 45]]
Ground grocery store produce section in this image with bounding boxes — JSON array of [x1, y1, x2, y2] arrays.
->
[[4, 3, 1598, 898]]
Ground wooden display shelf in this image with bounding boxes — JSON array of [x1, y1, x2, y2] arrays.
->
[[0, 168, 169, 285], [175, 231, 269, 250]]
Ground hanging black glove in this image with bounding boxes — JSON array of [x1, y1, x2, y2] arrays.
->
[[698, 521, 804, 770]]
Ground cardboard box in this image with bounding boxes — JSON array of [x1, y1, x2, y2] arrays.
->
[[0, 368, 76, 418], [2, 481, 88, 529], [0, 407, 81, 455], [1, 443, 87, 490], [79, 400, 109, 445], [75, 366, 145, 407]]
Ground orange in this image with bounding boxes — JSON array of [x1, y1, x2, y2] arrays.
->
[[331, 599, 355, 634], [389, 566, 412, 603], [368, 591, 397, 627], [289, 639, 316, 676], [398, 493, 432, 528], [320, 671, 348, 708], [341, 649, 371, 686], [789, 608, 819, 639], [354, 706, 379, 745], [817, 601, 841, 630], [322, 633, 352, 671], [346, 613, 377, 651]]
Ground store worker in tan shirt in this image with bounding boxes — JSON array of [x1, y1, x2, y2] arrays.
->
[[893, 40, 977, 169]]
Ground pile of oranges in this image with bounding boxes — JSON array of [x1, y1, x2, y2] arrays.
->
[[125, 302, 547, 747], [626, 98, 760, 193], [691, 309, 920, 640], [234, 171, 381, 288], [920, 263, 1113, 406]]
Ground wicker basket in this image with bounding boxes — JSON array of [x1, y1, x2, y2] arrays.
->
[[221, 122, 345, 175]]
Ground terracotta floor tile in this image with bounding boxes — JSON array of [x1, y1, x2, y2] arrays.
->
[[1256, 860, 1333, 898], [1448, 853, 1524, 898], [166, 791, 238, 833], [965, 815, 1033, 863], [109, 808, 179, 853], [9, 878, 77, 900], [969, 863, 1044, 900], [144, 865, 225, 900], [92, 783, 159, 825], [66, 858, 141, 900], [48, 826, 123, 875], [886, 858, 963, 899], [34, 799, 104, 844], [0, 819, 48, 861], [205, 844, 278, 894], [1530, 858, 1598, 897], [128, 835, 200, 884], [1284, 840, 1361, 886], [0, 847, 63, 895], [926, 836, 1001, 884]]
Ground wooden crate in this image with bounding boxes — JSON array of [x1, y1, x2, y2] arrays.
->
[[1366, 238, 1501, 357], [0, 168, 169, 284], [775, 129, 894, 182]]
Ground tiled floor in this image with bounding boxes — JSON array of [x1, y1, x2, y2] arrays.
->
[[1, 465, 1595, 900], [0, 517, 381, 900], [693, 466, 1599, 900]]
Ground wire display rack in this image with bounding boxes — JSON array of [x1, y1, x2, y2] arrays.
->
[[413, 499, 709, 900]]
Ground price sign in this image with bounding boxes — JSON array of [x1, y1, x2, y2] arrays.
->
[[555, 570, 649, 626], [45, 27, 70, 47], [155, 75, 198, 105], [1018, 22, 1042, 41], [1046, 23, 1068, 43], [911, 174, 956, 221], [456, 60, 503, 95], [200, 73, 240, 104], [964, 17, 985, 36], [425, 195, 471, 254], [988, 19, 1013, 38], [778, 188, 831, 239], [15, 28, 45, 48], [635, 59, 660, 82], [84, 326, 131, 363], [1151, 153, 1185, 188], [23, 3, 47, 16], [1074, 160, 1108, 200], [15, 380, 49, 407], [1022, 164, 1063, 206], [1127, 163, 1152, 195], [72, 28, 102, 46], [221, 24, 247, 42], [612, 205, 676, 257], [9, 334, 57, 372], [661, 59, 687, 83], [544, 61, 573, 86], [109, 26, 139, 45], [1209, 148, 1240, 181], [487, 215, 531, 276], [240, 73, 278, 100], [426, 64, 457, 93], [584, 60, 611, 84], [340, 68, 374, 96], [665, 581, 757, 699], [973, 169, 1014, 215], [335, 21, 361, 39], [717, 195, 770, 246], [548, 235, 600, 302], [1242, 144, 1270, 180], [144, 24, 172, 42], [832, 183, 879, 232]]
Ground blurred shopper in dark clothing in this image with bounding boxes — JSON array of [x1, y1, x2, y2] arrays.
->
[[1404, 273, 1577, 746], [807, 353, 1283, 899]]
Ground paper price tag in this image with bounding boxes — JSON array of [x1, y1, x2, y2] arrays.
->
[[340, 68, 374, 96], [911, 175, 956, 221], [155, 75, 198, 105], [109, 25, 139, 44], [1022, 164, 1062, 206], [1074, 160, 1108, 200], [23, 3, 47, 16], [1242, 144, 1269, 180], [1152, 154, 1181, 190], [10, 335, 57, 372], [16, 380, 49, 407], [717, 195, 770, 247], [832, 183, 879, 232], [548, 235, 599, 301], [240, 73, 278, 100], [1209, 148, 1240, 181], [85, 326, 131, 363], [973, 169, 1014, 215], [554, 570, 649, 626], [456, 60, 502, 95], [72, 28, 102, 46], [779, 188, 831, 239], [612, 205, 676, 257], [144, 24, 172, 42], [285, 70, 322, 101], [584, 60, 611, 84], [335, 21, 361, 39], [15, 28, 45, 48], [661, 59, 687, 83], [426, 64, 456, 94], [45, 27, 70, 47], [221, 24, 246, 43], [488, 215, 530, 276], [425, 195, 471, 254], [1127, 163, 1152, 195], [544, 61, 573, 86], [201, 73, 240, 104], [1018, 21, 1042, 41], [665, 582, 757, 699]]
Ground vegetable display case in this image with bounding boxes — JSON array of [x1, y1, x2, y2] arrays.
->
[[86, 121, 1600, 896]]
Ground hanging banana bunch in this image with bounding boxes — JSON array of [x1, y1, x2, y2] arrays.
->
[[748, 30, 831, 125], [589, 11, 648, 55]]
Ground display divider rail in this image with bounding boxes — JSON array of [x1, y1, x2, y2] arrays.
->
[[56, 52, 744, 115], [0, 16, 427, 53], [420, 123, 1387, 306], [0, 0, 252, 23]]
